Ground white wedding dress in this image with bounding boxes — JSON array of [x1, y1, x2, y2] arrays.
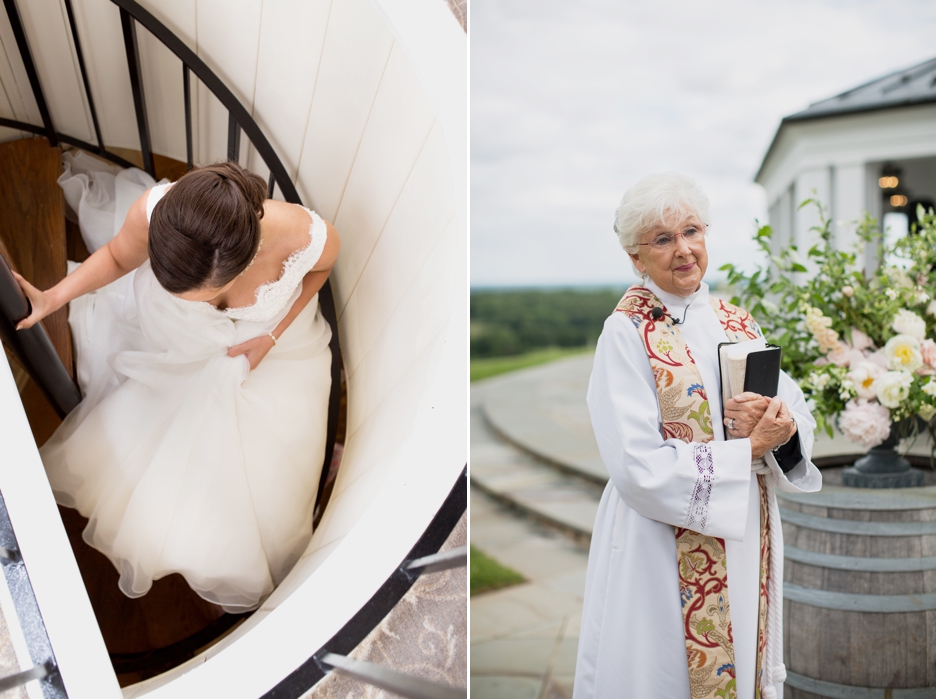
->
[[40, 157, 332, 612]]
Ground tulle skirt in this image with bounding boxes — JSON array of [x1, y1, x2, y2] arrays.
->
[[41, 157, 331, 612]]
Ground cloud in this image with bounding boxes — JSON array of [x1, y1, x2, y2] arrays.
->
[[471, 0, 936, 287]]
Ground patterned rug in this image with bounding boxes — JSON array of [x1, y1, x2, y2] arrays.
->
[[304, 512, 467, 697]]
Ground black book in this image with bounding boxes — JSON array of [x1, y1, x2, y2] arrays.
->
[[717, 340, 782, 429]]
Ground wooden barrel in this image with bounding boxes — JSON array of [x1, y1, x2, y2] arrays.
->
[[778, 473, 936, 699]]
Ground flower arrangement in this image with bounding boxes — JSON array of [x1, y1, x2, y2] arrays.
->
[[721, 201, 936, 451]]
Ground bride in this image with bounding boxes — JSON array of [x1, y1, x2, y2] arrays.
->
[[14, 160, 339, 613]]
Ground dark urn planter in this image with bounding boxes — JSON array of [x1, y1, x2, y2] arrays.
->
[[841, 421, 925, 488]]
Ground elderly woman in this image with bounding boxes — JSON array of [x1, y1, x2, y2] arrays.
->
[[572, 173, 821, 699]]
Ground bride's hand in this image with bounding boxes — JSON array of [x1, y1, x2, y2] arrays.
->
[[12, 270, 58, 330], [227, 334, 276, 371]]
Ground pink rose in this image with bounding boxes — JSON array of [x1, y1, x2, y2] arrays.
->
[[868, 350, 889, 370], [849, 328, 874, 352], [827, 343, 852, 367], [847, 349, 866, 366], [921, 338, 936, 368], [838, 399, 891, 449]]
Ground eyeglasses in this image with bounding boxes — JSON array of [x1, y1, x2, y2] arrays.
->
[[637, 224, 708, 251]]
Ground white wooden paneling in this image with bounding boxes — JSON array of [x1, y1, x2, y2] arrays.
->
[[245, 0, 331, 184], [137, 0, 196, 44], [294, 0, 394, 218], [0, 5, 43, 125], [0, 71, 24, 142], [345, 217, 456, 435], [301, 321, 448, 558], [14, 0, 91, 141], [70, 0, 138, 150], [69, 0, 197, 157], [195, 0, 261, 165], [135, 0, 198, 165], [339, 122, 452, 374], [330, 42, 435, 313]]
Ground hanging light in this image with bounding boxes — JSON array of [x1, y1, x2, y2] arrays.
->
[[890, 194, 908, 207], [879, 164, 901, 190]]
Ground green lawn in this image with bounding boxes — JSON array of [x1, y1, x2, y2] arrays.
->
[[470, 545, 525, 596], [470, 346, 591, 382]]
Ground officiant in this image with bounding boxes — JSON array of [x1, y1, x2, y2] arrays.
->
[[572, 173, 822, 699]]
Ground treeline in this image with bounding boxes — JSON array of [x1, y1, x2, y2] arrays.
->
[[471, 287, 627, 358]]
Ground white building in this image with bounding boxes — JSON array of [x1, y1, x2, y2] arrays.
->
[[756, 57, 936, 269]]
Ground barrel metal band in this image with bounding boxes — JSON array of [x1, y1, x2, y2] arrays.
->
[[778, 507, 936, 536], [785, 670, 936, 698], [777, 486, 936, 511], [784, 546, 936, 573], [784, 583, 936, 612]]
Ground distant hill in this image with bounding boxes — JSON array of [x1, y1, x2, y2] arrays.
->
[[470, 287, 627, 358]]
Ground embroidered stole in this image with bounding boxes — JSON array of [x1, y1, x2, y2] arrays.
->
[[616, 286, 772, 699]]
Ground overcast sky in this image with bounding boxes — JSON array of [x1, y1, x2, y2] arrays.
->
[[470, 0, 936, 288]]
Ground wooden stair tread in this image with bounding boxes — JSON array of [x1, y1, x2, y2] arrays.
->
[[58, 505, 239, 684], [0, 137, 72, 378]]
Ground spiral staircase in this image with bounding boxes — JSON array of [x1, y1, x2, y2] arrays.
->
[[0, 0, 466, 696]]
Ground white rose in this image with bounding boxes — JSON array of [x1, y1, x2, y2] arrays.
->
[[873, 370, 913, 408], [919, 403, 936, 422], [923, 380, 936, 397], [842, 286, 854, 298], [883, 334, 923, 373], [892, 309, 927, 341], [847, 361, 885, 400]]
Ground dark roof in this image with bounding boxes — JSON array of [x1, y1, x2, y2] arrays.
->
[[756, 56, 936, 182], [785, 56, 936, 122]]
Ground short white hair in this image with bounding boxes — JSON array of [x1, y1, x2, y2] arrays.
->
[[613, 172, 710, 255]]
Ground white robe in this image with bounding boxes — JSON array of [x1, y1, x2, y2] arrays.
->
[[572, 280, 821, 699]]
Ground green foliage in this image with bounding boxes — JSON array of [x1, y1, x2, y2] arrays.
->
[[470, 347, 592, 382], [470, 545, 525, 596], [470, 288, 626, 359], [722, 200, 936, 441]]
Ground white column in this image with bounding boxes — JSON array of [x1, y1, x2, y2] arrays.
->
[[793, 168, 832, 279], [832, 163, 864, 254]]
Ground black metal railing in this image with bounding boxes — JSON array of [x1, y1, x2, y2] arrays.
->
[[0, 0, 342, 498], [0, 250, 80, 418], [264, 469, 467, 699], [316, 653, 465, 699]]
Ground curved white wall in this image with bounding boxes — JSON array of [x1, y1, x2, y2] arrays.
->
[[0, 0, 466, 695]]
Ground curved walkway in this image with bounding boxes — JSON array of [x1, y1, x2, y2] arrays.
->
[[471, 352, 936, 699]]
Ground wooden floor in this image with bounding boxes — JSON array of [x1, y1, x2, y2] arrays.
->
[[0, 137, 72, 377]]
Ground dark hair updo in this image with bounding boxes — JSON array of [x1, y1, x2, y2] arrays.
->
[[148, 161, 268, 293]]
